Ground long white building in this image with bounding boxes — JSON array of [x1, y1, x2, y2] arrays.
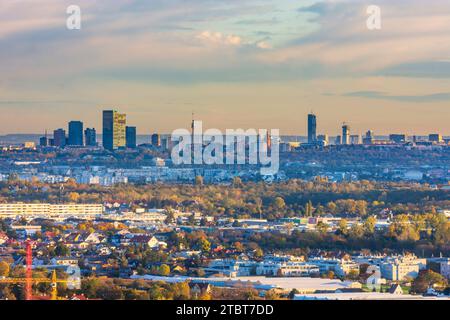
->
[[0, 203, 104, 217]]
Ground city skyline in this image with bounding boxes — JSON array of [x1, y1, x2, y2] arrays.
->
[[0, 0, 449, 305], [2, 109, 449, 140], [1, 1, 450, 135], [27, 111, 450, 150]]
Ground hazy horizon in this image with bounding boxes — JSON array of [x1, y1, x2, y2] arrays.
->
[[1, 1, 450, 135]]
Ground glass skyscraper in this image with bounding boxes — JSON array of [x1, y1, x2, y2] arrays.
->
[[103, 110, 126, 150], [308, 113, 317, 144], [68, 121, 84, 146], [126, 126, 137, 149], [342, 123, 350, 145], [84, 128, 97, 146], [151, 133, 161, 147], [53, 128, 66, 148]]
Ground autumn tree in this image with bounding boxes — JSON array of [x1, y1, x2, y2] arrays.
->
[[0, 261, 10, 277], [412, 270, 447, 294]]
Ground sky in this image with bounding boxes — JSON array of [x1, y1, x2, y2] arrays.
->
[[1, 0, 450, 135]]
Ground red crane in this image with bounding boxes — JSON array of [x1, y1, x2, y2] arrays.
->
[[0, 239, 70, 300], [25, 239, 33, 300]]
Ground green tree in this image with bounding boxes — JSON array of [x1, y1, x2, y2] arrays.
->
[[412, 270, 447, 294], [54, 243, 70, 257]]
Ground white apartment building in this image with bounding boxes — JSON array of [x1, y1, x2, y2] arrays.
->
[[308, 257, 360, 277], [205, 258, 320, 277], [256, 261, 319, 277], [0, 203, 104, 217], [204, 259, 253, 277], [380, 258, 420, 281], [354, 254, 425, 281]]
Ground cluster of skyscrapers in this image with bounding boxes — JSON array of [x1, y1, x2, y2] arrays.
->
[[307, 113, 354, 146], [306, 113, 446, 146], [37, 110, 447, 151], [39, 110, 162, 151], [40, 122, 97, 149]]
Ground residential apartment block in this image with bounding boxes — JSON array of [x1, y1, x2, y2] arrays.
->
[[0, 203, 104, 217]]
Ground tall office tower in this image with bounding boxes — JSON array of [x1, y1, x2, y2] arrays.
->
[[191, 118, 203, 163], [68, 121, 84, 146], [363, 130, 374, 145], [39, 136, 48, 147], [429, 134, 443, 143], [53, 129, 66, 148], [39, 130, 48, 147], [84, 128, 97, 146], [335, 135, 342, 145], [126, 126, 137, 148], [151, 133, 161, 147], [342, 123, 350, 145], [103, 110, 126, 150], [307, 113, 317, 144]]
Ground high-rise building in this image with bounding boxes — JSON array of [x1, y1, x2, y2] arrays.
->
[[389, 134, 406, 144], [161, 137, 172, 151], [342, 123, 350, 145], [151, 133, 161, 147], [429, 134, 443, 143], [191, 119, 203, 163], [68, 121, 83, 146], [363, 130, 374, 145], [307, 113, 317, 144], [39, 130, 48, 147], [103, 110, 126, 150], [53, 129, 66, 148], [126, 126, 137, 148], [84, 128, 97, 146], [39, 136, 48, 147]]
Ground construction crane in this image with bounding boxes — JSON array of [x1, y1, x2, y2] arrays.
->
[[0, 240, 73, 300]]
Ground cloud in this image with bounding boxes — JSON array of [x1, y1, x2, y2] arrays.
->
[[196, 31, 242, 46], [378, 61, 450, 78], [258, 0, 450, 76], [340, 90, 450, 103], [256, 41, 272, 49]]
